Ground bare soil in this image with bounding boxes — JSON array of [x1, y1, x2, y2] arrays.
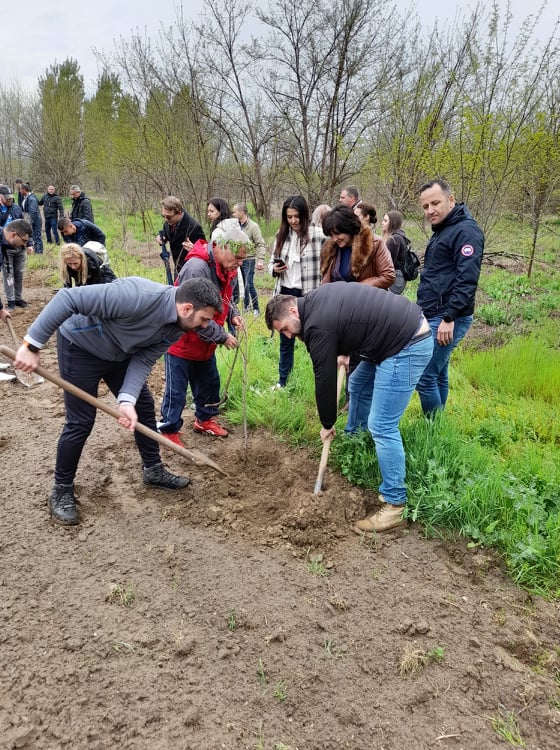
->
[[1, 270, 559, 750]]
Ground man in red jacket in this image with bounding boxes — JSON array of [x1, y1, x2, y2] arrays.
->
[[158, 228, 250, 443]]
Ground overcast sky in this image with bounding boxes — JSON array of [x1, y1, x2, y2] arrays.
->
[[2, 0, 558, 95]]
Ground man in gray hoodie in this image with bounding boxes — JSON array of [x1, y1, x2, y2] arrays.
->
[[14, 276, 222, 526]]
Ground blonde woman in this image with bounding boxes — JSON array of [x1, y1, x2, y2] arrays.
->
[[60, 243, 116, 287]]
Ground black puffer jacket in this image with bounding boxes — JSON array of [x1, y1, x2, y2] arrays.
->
[[297, 281, 422, 428], [39, 192, 64, 219], [416, 203, 484, 320], [70, 193, 94, 223]]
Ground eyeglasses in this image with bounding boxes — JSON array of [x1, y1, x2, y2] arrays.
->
[[14, 231, 29, 245]]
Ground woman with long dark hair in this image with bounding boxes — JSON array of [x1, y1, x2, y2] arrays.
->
[[268, 195, 324, 388], [207, 197, 231, 235], [381, 210, 409, 295]]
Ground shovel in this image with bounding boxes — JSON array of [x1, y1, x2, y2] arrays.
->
[[0, 344, 226, 476], [4, 320, 44, 388], [159, 242, 174, 285], [313, 364, 346, 495]]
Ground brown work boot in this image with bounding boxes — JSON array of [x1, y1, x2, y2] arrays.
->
[[353, 503, 407, 534]]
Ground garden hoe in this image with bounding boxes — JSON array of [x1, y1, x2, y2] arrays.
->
[[0, 345, 226, 476], [4, 320, 44, 388], [313, 364, 346, 494]]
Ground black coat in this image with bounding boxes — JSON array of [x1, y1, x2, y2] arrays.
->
[[64, 249, 116, 287], [161, 211, 206, 274], [297, 282, 422, 428], [39, 192, 64, 219], [70, 193, 94, 222]]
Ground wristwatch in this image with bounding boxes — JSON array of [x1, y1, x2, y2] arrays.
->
[[23, 340, 40, 353], [442, 314, 454, 323]]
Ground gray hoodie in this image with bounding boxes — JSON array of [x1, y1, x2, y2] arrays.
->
[[25, 277, 184, 403]]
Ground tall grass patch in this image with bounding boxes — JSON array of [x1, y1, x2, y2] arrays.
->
[[459, 336, 560, 404]]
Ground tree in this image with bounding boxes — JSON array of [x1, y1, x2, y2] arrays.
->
[[27, 59, 85, 191], [255, 0, 399, 206]]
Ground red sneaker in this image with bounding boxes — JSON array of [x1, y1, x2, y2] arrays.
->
[[193, 418, 229, 437], [162, 432, 185, 447]]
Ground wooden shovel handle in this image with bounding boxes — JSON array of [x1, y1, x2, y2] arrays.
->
[[313, 365, 346, 494], [0, 344, 226, 475]]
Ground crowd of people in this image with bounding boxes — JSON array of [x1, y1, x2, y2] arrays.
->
[[3, 178, 484, 535]]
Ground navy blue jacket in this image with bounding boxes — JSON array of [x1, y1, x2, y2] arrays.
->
[[69, 219, 106, 246], [0, 203, 24, 227], [416, 203, 484, 320], [23, 193, 41, 224]]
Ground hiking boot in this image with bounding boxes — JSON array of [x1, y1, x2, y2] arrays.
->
[[353, 503, 407, 534], [162, 432, 185, 448], [49, 484, 79, 525], [14, 299, 28, 308], [143, 462, 191, 490], [193, 418, 228, 437]]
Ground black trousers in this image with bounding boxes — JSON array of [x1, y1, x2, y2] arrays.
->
[[54, 333, 161, 485]]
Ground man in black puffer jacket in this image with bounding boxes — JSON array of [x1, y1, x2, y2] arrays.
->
[[266, 281, 434, 534], [415, 179, 484, 416], [69, 185, 94, 222], [39, 185, 64, 244]]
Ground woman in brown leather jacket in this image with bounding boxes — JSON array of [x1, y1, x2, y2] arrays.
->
[[320, 206, 395, 288]]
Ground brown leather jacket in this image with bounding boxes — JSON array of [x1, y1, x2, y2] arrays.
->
[[320, 227, 395, 288]]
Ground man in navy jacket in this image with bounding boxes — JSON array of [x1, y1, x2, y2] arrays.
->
[[58, 217, 106, 246], [416, 180, 484, 416]]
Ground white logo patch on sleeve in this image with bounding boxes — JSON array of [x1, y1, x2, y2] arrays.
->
[[461, 244, 474, 257]]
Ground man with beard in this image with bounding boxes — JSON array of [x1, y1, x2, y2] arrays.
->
[[14, 277, 222, 527]]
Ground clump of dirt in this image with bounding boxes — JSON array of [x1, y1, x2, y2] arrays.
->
[[1, 272, 559, 749]]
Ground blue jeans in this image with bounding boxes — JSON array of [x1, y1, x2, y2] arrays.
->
[[2, 245, 27, 303], [345, 360, 376, 433], [367, 336, 434, 506], [159, 353, 221, 431], [241, 258, 259, 312], [416, 314, 473, 416], [278, 286, 302, 386], [31, 218, 43, 254], [44, 216, 60, 244], [55, 334, 161, 485]]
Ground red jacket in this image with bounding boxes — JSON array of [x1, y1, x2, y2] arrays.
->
[[168, 240, 237, 361]]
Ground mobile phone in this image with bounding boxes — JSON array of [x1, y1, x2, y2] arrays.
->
[[273, 257, 285, 266]]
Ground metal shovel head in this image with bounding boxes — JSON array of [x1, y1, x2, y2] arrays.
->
[[0, 371, 16, 382], [14, 367, 44, 388], [4, 319, 45, 388]]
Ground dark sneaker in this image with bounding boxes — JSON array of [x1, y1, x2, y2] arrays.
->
[[49, 484, 79, 525], [14, 299, 28, 308], [7, 302, 15, 310], [143, 462, 191, 490]]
